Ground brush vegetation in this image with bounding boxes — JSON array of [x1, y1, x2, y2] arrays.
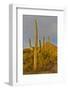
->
[[23, 42, 57, 74]]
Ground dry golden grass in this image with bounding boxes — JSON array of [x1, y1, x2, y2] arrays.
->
[[23, 42, 57, 75]]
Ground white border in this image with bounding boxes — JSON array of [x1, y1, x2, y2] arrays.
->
[[9, 5, 17, 85], [9, 4, 65, 86]]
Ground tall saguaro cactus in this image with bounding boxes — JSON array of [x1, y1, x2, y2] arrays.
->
[[34, 18, 38, 71]]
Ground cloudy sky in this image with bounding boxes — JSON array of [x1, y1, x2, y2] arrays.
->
[[23, 15, 57, 48]]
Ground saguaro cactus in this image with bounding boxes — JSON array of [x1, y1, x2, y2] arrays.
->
[[43, 36, 45, 49], [48, 36, 51, 43], [39, 40, 41, 51], [34, 18, 38, 71], [47, 36, 51, 52], [29, 38, 32, 48]]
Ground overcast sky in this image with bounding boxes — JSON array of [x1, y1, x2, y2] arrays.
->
[[23, 15, 57, 48]]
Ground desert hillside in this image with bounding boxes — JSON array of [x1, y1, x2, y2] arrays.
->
[[23, 42, 57, 74]]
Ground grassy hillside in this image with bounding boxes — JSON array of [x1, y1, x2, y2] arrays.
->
[[23, 42, 57, 75]]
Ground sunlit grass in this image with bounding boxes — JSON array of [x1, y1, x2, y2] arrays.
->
[[23, 42, 57, 75]]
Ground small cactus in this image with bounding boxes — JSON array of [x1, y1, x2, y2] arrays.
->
[[29, 38, 32, 48], [48, 36, 51, 43], [43, 36, 45, 49], [39, 40, 41, 51]]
